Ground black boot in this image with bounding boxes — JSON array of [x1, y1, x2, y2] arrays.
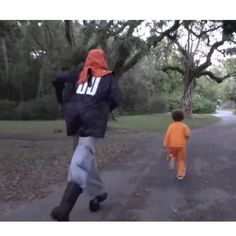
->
[[51, 181, 83, 221], [89, 192, 108, 212]]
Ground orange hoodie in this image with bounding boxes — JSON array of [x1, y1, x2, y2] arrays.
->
[[163, 121, 190, 148], [77, 49, 112, 85]]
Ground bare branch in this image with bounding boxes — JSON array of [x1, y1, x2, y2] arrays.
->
[[44, 22, 53, 51], [231, 39, 236, 44], [216, 48, 226, 57], [198, 70, 236, 83], [192, 36, 201, 56], [183, 21, 222, 38]]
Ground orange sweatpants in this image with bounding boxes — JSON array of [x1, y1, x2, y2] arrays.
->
[[168, 147, 186, 178]]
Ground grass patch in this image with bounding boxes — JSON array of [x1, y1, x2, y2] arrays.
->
[[0, 113, 220, 136], [0, 120, 66, 136], [109, 113, 220, 133]]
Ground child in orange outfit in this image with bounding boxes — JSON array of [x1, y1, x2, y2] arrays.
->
[[163, 109, 190, 180]]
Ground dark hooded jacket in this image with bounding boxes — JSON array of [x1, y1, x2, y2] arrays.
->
[[52, 70, 121, 138]]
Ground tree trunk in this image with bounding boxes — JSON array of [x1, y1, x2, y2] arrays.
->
[[181, 78, 195, 119], [65, 20, 75, 50], [1, 38, 10, 99], [37, 55, 48, 99], [20, 81, 24, 102]]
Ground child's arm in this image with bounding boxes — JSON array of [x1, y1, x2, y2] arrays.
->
[[163, 126, 171, 147]]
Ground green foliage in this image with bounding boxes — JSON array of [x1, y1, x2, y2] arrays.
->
[[0, 100, 17, 120], [193, 94, 216, 114], [222, 78, 236, 103], [149, 96, 168, 113], [195, 78, 220, 101], [15, 96, 60, 120], [120, 71, 151, 114], [191, 78, 221, 114], [167, 92, 182, 111], [0, 96, 60, 120], [1, 20, 235, 120]]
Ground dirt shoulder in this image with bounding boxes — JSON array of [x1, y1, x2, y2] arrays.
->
[[0, 129, 135, 214]]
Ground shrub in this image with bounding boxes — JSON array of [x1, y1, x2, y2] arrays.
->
[[167, 93, 182, 111], [0, 100, 18, 120], [193, 95, 216, 114], [149, 96, 168, 113], [15, 96, 60, 120], [120, 77, 150, 115]]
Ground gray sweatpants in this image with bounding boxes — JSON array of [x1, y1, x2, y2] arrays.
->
[[68, 136, 105, 199]]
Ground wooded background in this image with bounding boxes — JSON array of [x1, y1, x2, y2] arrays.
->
[[1, 20, 236, 120]]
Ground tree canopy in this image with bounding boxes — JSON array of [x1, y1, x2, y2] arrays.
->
[[0, 20, 236, 120]]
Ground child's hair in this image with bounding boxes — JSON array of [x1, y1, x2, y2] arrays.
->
[[172, 109, 184, 121]]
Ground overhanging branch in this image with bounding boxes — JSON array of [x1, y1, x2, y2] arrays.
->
[[195, 38, 226, 75], [116, 50, 143, 78], [147, 20, 180, 48], [198, 70, 236, 83]]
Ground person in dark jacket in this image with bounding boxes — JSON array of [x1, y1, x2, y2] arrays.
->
[[51, 49, 122, 221]]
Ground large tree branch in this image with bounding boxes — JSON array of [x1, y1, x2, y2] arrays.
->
[[126, 20, 143, 37], [71, 21, 143, 69], [116, 51, 143, 78], [162, 65, 185, 75], [198, 70, 236, 83], [195, 38, 227, 76], [147, 20, 180, 48]]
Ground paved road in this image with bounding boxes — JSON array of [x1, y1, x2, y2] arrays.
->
[[1, 110, 236, 221]]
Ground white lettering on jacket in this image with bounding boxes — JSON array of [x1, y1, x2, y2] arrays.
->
[[76, 77, 101, 96]]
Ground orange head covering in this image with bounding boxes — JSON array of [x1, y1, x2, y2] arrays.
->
[[77, 49, 112, 84]]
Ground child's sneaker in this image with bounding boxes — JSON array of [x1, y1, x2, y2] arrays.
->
[[169, 159, 175, 170], [167, 153, 174, 161], [176, 176, 184, 180]]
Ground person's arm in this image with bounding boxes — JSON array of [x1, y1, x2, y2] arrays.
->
[[108, 74, 122, 112], [52, 71, 76, 104]]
